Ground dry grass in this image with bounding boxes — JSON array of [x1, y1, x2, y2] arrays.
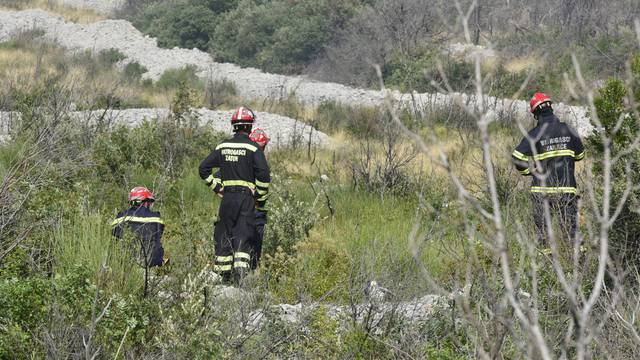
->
[[504, 56, 539, 73], [0, 41, 172, 108], [0, 0, 104, 23]]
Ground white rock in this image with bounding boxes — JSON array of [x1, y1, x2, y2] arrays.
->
[[0, 108, 331, 147], [0, 10, 594, 136]]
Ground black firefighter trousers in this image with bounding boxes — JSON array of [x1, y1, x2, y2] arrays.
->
[[532, 193, 578, 246], [213, 189, 255, 282]]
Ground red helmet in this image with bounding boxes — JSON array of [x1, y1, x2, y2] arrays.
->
[[529, 93, 552, 113], [129, 186, 155, 204], [249, 128, 270, 149], [231, 106, 256, 126]]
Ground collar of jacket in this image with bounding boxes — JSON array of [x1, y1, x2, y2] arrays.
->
[[234, 132, 251, 139], [537, 112, 557, 125]]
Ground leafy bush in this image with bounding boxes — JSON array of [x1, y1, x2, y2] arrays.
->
[[123, 61, 148, 83], [204, 78, 237, 109], [588, 55, 640, 266], [262, 177, 319, 257], [155, 65, 203, 91]]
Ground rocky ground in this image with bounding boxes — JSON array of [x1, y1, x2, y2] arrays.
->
[[0, 108, 330, 147], [0, 9, 595, 137]]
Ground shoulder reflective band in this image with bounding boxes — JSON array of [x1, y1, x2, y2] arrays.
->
[[222, 180, 256, 189], [234, 252, 251, 260], [111, 216, 164, 226], [533, 150, 576, 161], [575, 151, 585, 160], [519, 168, 531, 175], [530, 186, 577, 194], [215, 142, 257, 152], [213, 264, 232, 272], [512, 150, 529, 161]]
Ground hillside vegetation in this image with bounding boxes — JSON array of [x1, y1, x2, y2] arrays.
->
[[2, 1, 640, 359], [121, 0, 640, 101]]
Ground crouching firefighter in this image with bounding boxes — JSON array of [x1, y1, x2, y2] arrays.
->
[[111, 187, 165, 268], [199, 107, 271, 283], [512, 93, 585, 246]]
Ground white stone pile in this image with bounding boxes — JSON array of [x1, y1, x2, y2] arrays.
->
[[0, 108, 330, 147], [0, 9, 594, 136]]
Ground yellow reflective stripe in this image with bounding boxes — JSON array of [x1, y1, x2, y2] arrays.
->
[[575, 151, 585, 160], [213, 264, 232, 272], [215, 256, 233, 262], [204, 174, 214, 184], [512, 150, 529, 161], [533, 150, 575, 161], [111, 216, 164, 226], [530, 186, 577, 194], [215, 142, 257, 152], [257, 194, 269, 201], [255, 180, 270, 188], [223, 180, 256, 189], [234, 261, 250, 268], [234, 252, 251, 260], [520, 168, 531, 175], [256, 188, 268, 195]]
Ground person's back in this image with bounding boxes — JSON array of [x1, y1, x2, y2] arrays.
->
[[112, 187, 165, 267], [516, 112, 584, 194], [512, 93, 584, 245], [199, 107, 270, 283]]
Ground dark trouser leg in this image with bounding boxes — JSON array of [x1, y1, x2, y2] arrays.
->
[[557, 194, 578, 243], [220, 192, 254, 284], [213, 220, 233, 282], [251, 223, 265, 270], [148, 240, 164, 267], [532, 193, 548, 246], [232, 209, 254, 283]]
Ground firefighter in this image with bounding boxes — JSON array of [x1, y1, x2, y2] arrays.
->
[[112, 186, 165, 268], [209, 128, 270, 270], [199, 107, 270, 283], [248, 128, 270, 269], [512, 93, 585, 245]]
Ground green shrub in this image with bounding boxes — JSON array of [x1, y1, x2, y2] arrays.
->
[[155, 65, 203, 91], [262, 178, 318, 257], [204, 78, 237, 109], [98, 48, 127, 65], [123, 61, 148, 83], [588, 56, 640, 266]]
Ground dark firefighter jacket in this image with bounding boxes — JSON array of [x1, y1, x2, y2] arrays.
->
[[111, 205, 165, 266], [512, 112, 584, 194], [199, 132, 271, 208]]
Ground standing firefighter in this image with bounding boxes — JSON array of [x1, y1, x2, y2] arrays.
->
[[112, 187, 165, 268], [248, 128, 270, 269], [199, 107, 270, 283], [512, 93, 585, 245]]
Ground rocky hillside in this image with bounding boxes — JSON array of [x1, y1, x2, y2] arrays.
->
[[0, 9, 594, 136]]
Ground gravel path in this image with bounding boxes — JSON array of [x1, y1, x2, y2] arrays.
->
[[0, 108, 330, 147], [0, 9, 594, 136]]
